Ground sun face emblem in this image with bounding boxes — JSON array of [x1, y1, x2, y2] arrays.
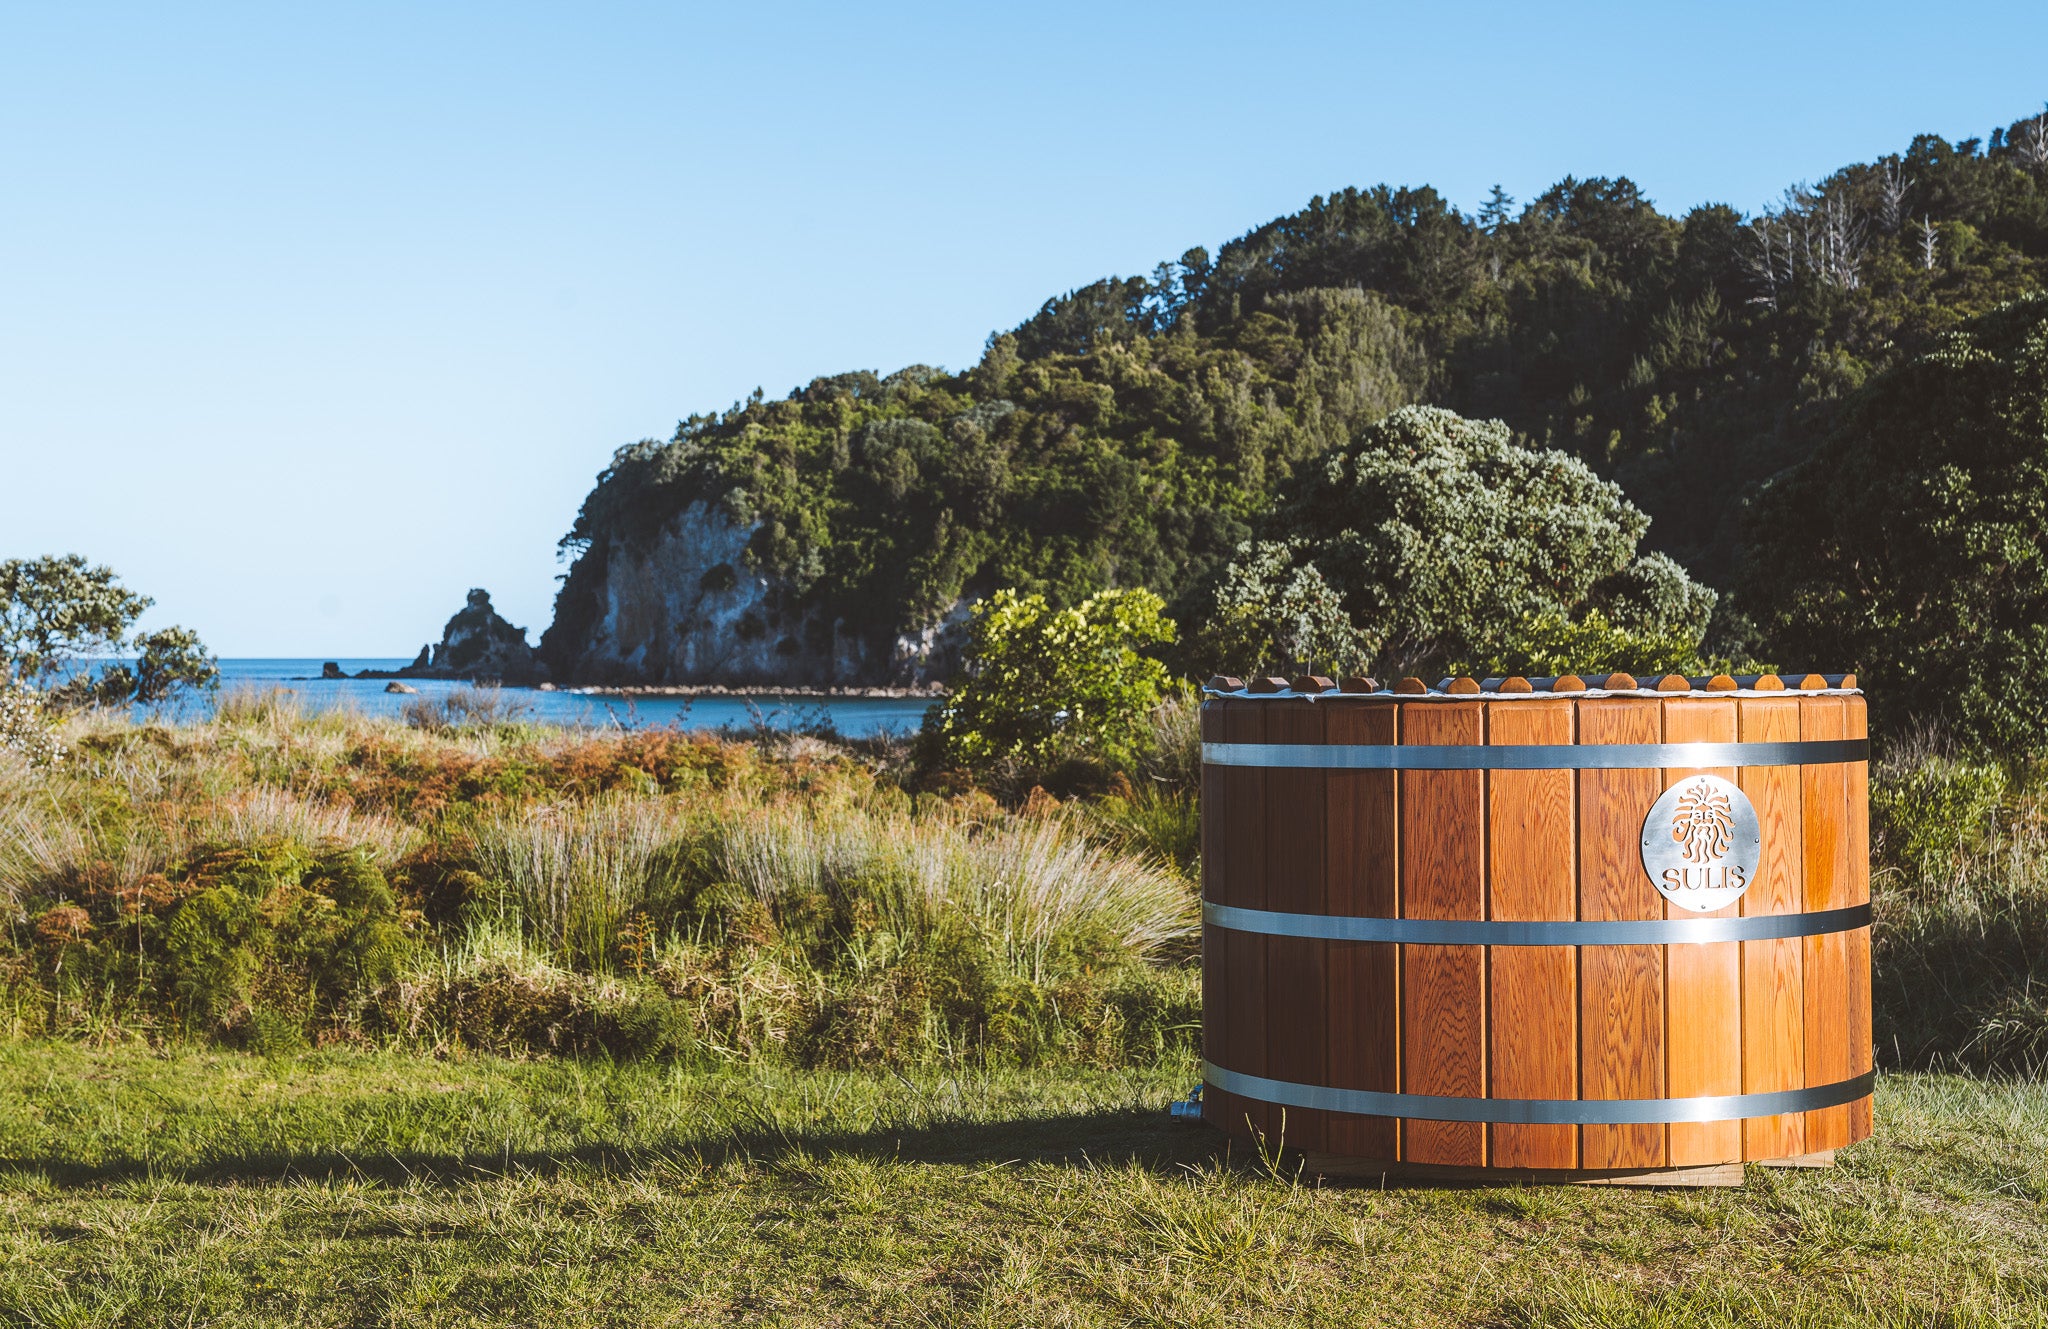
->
[[1670, 779, 1735, 864], [1640, 773, 1761, 913]]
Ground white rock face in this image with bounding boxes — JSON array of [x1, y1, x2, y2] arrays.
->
[[558, 501, 968, 686]]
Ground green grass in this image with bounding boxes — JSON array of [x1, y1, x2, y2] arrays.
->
[[0, 1044, 2044, 1326]]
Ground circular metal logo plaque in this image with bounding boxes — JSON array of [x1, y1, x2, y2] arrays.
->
[[1640, 773, 1761, 913]]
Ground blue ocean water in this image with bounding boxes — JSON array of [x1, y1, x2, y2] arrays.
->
[[176, 660, 932, 738]]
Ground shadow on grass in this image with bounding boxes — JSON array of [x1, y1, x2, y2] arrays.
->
[[0, 1105, 1251, 1190]]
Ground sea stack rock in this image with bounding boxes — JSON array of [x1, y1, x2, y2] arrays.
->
[[402, 589, 548, 684]]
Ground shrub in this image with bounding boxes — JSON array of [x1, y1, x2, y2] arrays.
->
[[162, 846, 413, 1035], [416, 960, 696, 1061], [2, 838, 414, 1042], [0, 684, 64, 769], [924, 587, 1175, 779], [0, 554, 149, 686], [1870, 743, 2010, 886], [1451, 608, 1739, 679], [1187, 539, 1367, 679], [132, 627, 220, 704], [1256, 405, 1715, 679]]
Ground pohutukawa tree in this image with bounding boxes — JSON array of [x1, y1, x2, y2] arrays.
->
[[0, 555, 217, 709], [1197, 405, 1715, 680]]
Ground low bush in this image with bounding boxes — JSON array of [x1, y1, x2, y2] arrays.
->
[[923, 587, 1176, 786], [1870, 739, 2010, 886], [3, 838, 412, 1043]]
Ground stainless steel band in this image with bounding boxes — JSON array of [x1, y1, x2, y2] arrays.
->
[[1201, 739, 1868, 770], [1203, 901, 1872, 946], [1203, 1062, 1876, 1125]]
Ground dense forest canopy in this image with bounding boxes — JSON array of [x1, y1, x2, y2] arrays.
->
[[544, 106, 2048, 680], [1742, 292, 2048, 754]]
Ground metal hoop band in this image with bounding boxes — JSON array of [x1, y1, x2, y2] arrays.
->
[[1201, 739, 1868, 770], [1203, 901, 1871, 947], [1203, 1062, 1876, 1125]]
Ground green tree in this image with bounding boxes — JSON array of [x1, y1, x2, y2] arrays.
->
[[1258, 406, 1713, 678], [1478, 184, 1515, 234], [0, 554, 216, 707], [1187, 539, 1367, 678], [1739, 294, 2048, 755], [926, 588, 1175, 775], [133, 628, 221, 703], [0, 555, 151, 686]]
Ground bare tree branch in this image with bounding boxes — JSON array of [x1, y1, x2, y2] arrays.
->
[[2016, 105, 2048, 171], [1876, 159, 1913, 234]]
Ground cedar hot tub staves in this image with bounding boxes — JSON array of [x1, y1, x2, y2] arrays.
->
[[1197, 672, 1873, 1185]]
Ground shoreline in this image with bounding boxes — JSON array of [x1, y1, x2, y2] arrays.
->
[[550, 684, 944, 700], [287, 668, 943, 700]]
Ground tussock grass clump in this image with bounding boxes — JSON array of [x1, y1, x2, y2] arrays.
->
[[1086, 781, 1200, 878], [417, 799, 1199, 1067], [699, 805, 1196, 966], [463, 796, 687, 968]]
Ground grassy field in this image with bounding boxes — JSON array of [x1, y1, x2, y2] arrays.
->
[[0, 1042, 2042, 1327], [2, 701, 2046, 1323]]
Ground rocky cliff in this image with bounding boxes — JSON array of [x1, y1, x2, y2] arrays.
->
[[400, 589, 548, 684], [540, 501, 966, 687]]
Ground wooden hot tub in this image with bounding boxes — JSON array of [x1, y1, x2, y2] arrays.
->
[[1198, 671, 1873, 1183]]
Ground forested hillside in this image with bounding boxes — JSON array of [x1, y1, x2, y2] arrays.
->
[[543, 107, 2048, 684]]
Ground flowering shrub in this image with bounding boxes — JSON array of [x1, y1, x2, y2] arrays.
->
[[1190, 539, 1367, 678], [0, 684, 63, 768]]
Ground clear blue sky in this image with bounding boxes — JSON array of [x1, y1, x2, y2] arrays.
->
[[4, 2, 2044, 656]]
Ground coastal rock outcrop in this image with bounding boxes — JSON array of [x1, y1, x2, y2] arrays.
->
[[400, 589, 548, 684], [541, 501, 966, 687]]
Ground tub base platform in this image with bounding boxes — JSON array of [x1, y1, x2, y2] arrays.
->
[[1299, 1154, 1747, 1188]]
